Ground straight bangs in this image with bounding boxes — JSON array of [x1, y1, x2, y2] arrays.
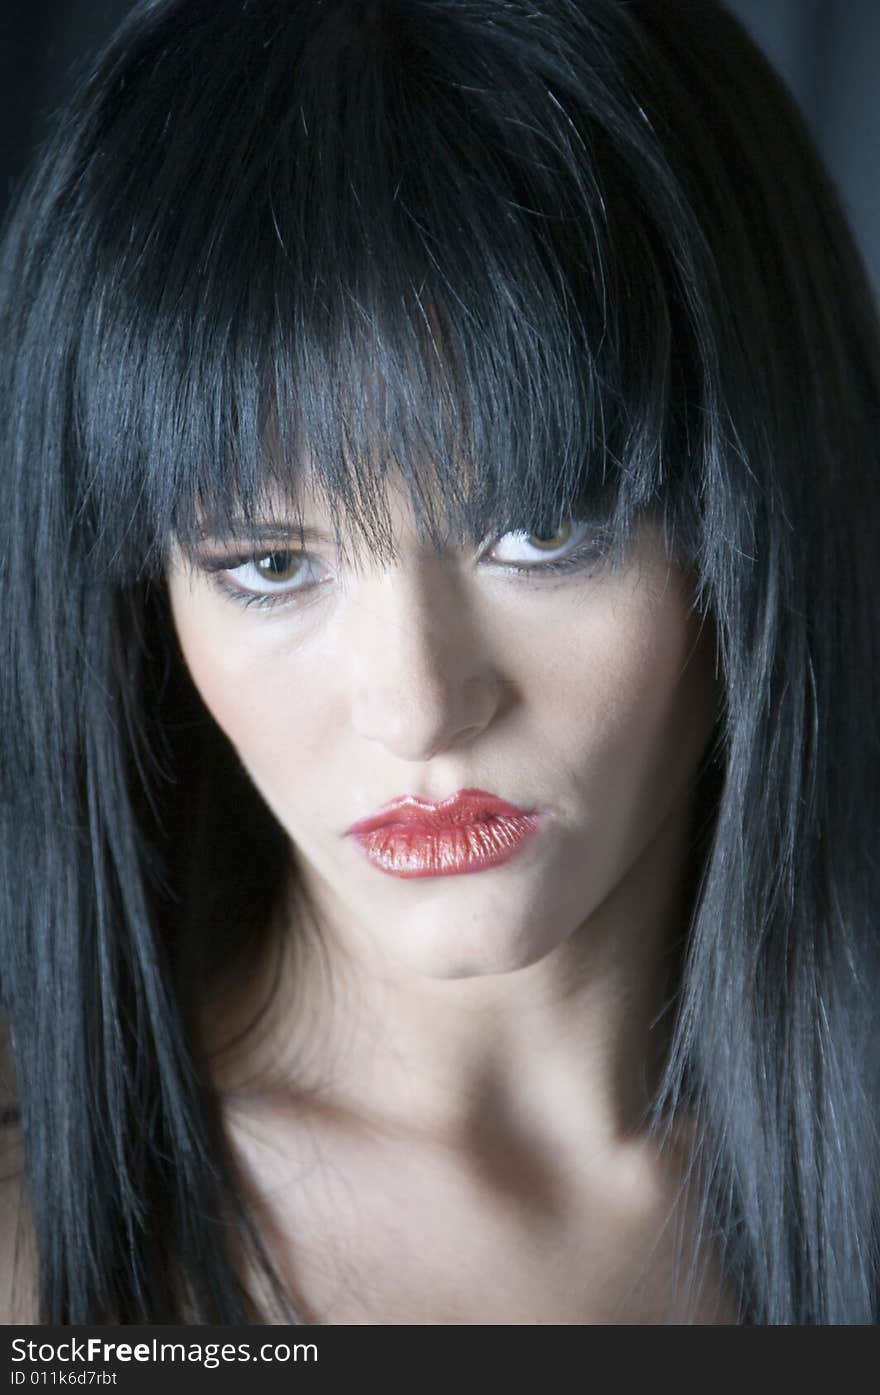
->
[[50, 0, 715, 582]]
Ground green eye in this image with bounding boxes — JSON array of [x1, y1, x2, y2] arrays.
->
[[489, 519, 593, 568], [525, 522, 575, 551], [217, 548, 325, 599]]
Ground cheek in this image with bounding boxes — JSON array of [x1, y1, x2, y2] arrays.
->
[[167, 584, 322, 774], [548, 584, 717, 801], [618, 609, 716, 802]]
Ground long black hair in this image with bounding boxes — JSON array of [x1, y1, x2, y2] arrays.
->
[[1, 0, 878, 1323]]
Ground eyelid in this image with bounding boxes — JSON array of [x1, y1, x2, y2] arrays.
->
[[194, 549, 308, 573], [191, 518, 591, 569]]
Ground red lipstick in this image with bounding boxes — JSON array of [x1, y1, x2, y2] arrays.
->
[[345, 787, 543, 879]]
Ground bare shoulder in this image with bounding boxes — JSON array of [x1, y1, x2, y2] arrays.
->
[[0, 1021, 37, 1324]]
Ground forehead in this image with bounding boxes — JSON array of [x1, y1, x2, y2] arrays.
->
[[55, 0, 720, 595], [191, 460, 460, 556]]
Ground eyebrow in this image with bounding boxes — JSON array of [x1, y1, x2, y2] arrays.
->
[[188, 521, 334, 549]]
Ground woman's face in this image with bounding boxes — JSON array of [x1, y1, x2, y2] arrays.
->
[[166, 479, 717, 979]]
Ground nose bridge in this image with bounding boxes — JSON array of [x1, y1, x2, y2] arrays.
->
[[347, 559, 500, 761]]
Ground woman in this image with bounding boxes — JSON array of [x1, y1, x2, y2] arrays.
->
[[1, 0, 878, 1324]]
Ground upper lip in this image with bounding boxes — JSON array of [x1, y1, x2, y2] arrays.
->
[[345, 787, 534, 835]]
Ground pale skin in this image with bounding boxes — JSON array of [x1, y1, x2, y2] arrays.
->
[[161, 475, 735, 1323], [0, 479, 731, 1323]]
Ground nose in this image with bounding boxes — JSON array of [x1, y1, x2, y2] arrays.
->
[[347, 564, 504, 762]]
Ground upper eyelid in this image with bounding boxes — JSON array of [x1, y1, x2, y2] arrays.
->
[[189, 520, 595, 571], [188, 541, 318, 569]]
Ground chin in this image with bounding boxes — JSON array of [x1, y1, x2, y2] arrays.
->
[[395, 914, 569, 981]]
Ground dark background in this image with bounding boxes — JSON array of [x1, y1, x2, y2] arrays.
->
[[1, 0, 878, 296]]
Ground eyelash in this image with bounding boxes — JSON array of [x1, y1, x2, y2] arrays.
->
[[198, 529, 608, 612]]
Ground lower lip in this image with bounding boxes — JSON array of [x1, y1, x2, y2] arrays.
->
[[349, 813, 543, 879]]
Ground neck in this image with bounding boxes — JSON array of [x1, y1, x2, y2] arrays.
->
[[205, 782, 699, 1157]]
